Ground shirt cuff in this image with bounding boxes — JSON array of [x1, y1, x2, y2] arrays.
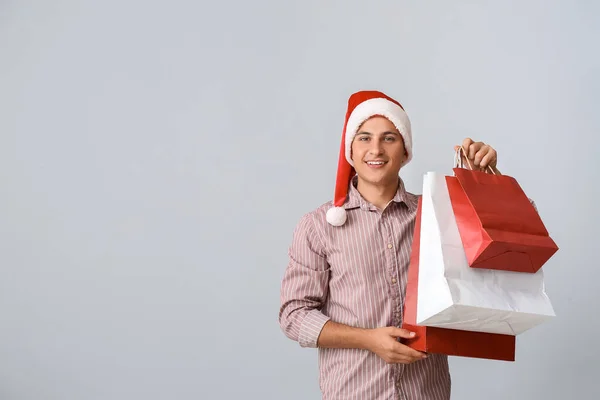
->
[[298, 309, 331, 348]]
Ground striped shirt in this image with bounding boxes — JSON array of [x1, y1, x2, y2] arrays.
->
[[279, 176, 451, 400]]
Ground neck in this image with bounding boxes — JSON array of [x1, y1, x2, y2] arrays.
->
[[355, 177, 399, 210]]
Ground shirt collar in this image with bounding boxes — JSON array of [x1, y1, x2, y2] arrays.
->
[[344, 175, 412, 211]]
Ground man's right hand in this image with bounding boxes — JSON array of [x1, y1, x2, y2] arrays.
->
[[364, 327, 428, 364]]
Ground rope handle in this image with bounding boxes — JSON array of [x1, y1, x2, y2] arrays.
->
[[454, 146, 496, 175]]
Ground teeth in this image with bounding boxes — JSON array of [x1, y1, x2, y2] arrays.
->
[[367, 161, 384, 165]]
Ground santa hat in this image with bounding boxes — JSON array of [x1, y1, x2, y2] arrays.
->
[[326, 90, 412, 226]]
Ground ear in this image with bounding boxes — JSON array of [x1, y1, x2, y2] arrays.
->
[[399, 149, 407, 165]]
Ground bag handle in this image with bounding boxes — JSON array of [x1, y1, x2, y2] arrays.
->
[[454, 146, 496, 175]]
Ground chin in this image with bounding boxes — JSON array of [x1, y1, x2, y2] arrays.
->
[[358, 172, 398, 186]]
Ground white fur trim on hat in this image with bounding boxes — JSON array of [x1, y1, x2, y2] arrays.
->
[[344, 97, 412, 167], [326, 206, 347, 226]]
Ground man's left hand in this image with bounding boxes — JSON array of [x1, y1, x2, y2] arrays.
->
[[454, 138, 499, 173]]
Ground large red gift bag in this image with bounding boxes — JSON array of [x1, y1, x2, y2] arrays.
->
[[401, 198, 516, 362], [446, 149, 559, 273]]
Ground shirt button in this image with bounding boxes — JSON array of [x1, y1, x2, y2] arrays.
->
[[387, 243, 393, 249], [392, 278, 397, 284]]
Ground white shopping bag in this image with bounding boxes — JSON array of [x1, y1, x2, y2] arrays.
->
[[416, 172, 555, 335]]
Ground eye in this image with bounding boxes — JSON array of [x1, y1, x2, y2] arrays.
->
[[357, 136, 369, 141], [384, 136, 396, 142]]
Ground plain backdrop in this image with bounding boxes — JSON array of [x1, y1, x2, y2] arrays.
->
[[1, 1, 598, 399]]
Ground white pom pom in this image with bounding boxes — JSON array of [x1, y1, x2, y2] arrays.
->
[[326, 206, 347, 226]]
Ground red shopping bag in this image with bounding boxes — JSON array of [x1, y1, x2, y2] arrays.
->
[[401, 198, 516, 361], [446, 164, 558, 273]]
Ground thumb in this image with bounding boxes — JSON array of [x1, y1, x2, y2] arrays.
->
[[388, 327, 416, 339]]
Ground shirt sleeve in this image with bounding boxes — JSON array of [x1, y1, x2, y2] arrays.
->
[[279, 212, 331, 348]]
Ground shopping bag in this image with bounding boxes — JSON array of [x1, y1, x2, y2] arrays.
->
[[402, 198, 516, 361], [448, 149, 558, 273], [415, 171, 555, 335]]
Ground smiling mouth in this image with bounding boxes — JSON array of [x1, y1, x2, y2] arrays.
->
[[366, 161, 387, 166]]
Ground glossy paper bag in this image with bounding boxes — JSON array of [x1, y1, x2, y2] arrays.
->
[[448, 150, 558, 273]]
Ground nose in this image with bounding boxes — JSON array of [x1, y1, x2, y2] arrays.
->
[[368, 140, 384, 156]]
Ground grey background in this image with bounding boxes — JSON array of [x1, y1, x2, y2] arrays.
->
[[0, 0, 597, 399]]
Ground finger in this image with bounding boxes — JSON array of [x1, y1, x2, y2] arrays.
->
[[389, 355, 416, 364], [391, 353, 426, 364], [406, 349, 428, 361], [473, 145, 489, 167], [387, 349, 425, 364], [461, 138, 474, 154], [393, 342, 428, 360], [388, 327, 416, 339], [480, 149, 497, 169], [469, 142, 483, 160]]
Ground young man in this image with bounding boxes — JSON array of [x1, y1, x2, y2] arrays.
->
[[279, 90, 499, 400]]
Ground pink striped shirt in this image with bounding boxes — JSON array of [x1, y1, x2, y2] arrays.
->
[[279, 176, 451, 399]]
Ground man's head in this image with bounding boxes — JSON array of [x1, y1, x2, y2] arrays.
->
[[326, 90, 412, 226], [350, 115, 408, 187]]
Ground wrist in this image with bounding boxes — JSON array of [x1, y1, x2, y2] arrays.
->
[[356, 328, 373, 351], [317, 321, 373, 350]]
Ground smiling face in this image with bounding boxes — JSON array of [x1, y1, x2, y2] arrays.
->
[[350, 116, 407, 187]]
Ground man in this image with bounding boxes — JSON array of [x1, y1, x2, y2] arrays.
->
[[279, 90, 499, 399]]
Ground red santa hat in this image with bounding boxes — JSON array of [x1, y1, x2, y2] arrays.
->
[[326, 90, 412, 226]]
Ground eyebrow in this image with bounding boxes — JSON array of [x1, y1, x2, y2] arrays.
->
[[356, 131, 401, 136]]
